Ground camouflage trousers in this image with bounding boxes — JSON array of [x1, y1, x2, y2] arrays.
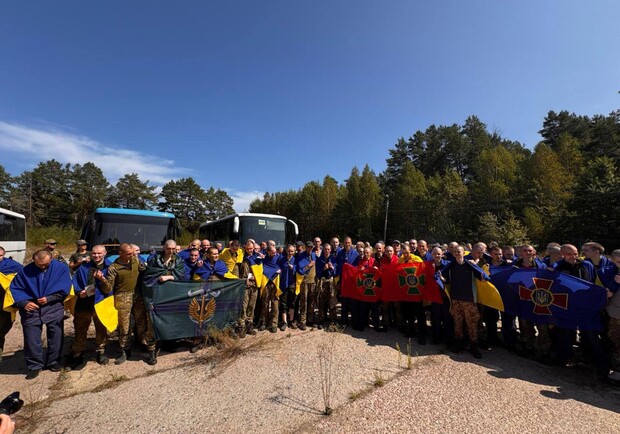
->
[[316, 277, 337, 323], [115, 292, 155, 352], [260, 281, 279, 328], [609, 317, 620, 369], [298, 282, 316, 324], [70, 307, 108, 355], [240, 284, 259, 327], [450, 300, 480, 343]]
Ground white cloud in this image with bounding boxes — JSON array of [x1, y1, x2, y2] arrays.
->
[[0, 120, 190, 185], [228, 190, 264, 213]]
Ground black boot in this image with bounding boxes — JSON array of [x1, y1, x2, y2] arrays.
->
[[451, 339, 464, 354], [115, 350, 128, 365], [470, 343, 482, 359], [146, 350, 158, 366], [96, 352, 109, 365]]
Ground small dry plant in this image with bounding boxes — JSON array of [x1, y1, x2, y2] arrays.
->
[[373, 370, 385, 387], [317, 335, 338, 415]]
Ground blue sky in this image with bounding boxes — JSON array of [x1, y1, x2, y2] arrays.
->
[[1, 1, 618, 211]]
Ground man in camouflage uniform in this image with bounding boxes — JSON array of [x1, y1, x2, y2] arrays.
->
[[238, 240, 260, 337], [67, 245, 110, 368], [259, 245, 280, 333], [99, 243, 149, 365], [44, 239, 66, 263]]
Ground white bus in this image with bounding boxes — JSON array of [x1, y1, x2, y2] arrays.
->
[[0, 207, 26, 264], [199, 213, 299, 248]]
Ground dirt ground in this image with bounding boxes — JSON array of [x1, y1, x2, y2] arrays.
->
[[1, 314, 620, 434]]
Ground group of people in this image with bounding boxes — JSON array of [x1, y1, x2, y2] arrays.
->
[[0, 236, 619, 385]]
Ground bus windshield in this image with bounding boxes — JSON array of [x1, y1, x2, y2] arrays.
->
[[239, 216, 286, 246], [93, 214, 173, 251]]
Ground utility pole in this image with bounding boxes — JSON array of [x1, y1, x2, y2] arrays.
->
[[383, 194, 389, 242]]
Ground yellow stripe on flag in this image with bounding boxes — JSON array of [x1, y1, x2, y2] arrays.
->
[[251, 264, 264, 289], [295, 273, 304, 296], [1, 272, 17, 321], [64, 285, 77, 315], [475, 280, 504, 312], [95, 296, 119, 333]]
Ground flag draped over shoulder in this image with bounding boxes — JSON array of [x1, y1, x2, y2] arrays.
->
[[260, 255, 281, 297], [8, 260, 72, 303], [490, 268, 607, 330], [1, 258, 23, 321], [341, 263, 382, 302], [72, 259, 118, 333], [142, 279, 245, 340], [220, 248, 243, 273], [382, 262, 442, 303], [244, 253, 264, 289]]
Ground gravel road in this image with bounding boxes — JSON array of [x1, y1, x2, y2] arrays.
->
[[1, 320, 619, 433]]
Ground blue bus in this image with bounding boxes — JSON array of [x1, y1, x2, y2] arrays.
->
[[80, 208, 180, 259]]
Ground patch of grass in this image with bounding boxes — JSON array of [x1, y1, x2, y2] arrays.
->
[[27, 225, 80, 247], [373, 370, 385, 387], [348, 389, 366, 401], [326, 323, 344, 333], [194, 325, 278, 375], [395, 342, 402, 369], [112, 373, 128, 382]]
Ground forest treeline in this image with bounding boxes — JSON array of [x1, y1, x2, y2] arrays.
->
[[0, 165, 234, 233], [249, 111, 620, 249]]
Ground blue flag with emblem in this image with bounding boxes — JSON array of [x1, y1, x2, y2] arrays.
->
[[490, 268, 607, 330], [142, 278, 245, 340]]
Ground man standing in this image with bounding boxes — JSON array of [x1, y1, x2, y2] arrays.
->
[[315, 243, 337, 329], [66, 245, 111, 368], [141, 240, 186, 362], [399, 244, 426, 342], [183, 248, 203, 281], [259, 245, 280, 333], [0, 247, 22, 363], [9, 250, 71, 379], [554, 244, 608, 379], [99, 243, 148, 365], [44, 239, 66, 263], [441, 246, 489, 359], [336, 237, 359, 326], [513, 244, 547, 357], [239, 240, 261, 336], [428, 246, 452, 346], [278, 244, 297, 331], [220, 240, 243, 277], [199, 239, 211, 259], [178, 239, 201, 261], [296, 241, 317, 330], [68, 239, 90, 274]]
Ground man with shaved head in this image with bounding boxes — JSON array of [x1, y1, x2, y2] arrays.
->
[[178, 239, 201, 261], [100, 243, 148, 365], [553, 244, 608, 379]]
